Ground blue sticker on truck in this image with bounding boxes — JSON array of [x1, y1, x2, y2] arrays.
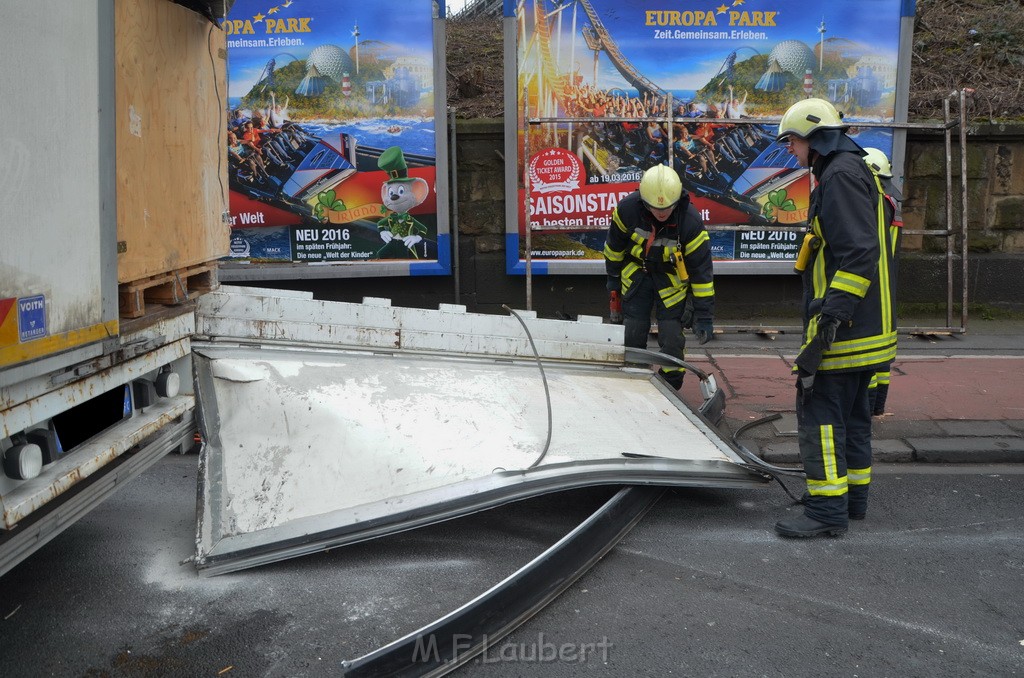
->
[[18, 295, 47, 342]]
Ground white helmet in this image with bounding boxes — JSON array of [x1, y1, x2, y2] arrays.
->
[[639, 165, 682, 209], [777, 98, 848, 141], [862, 147, 893, 178]]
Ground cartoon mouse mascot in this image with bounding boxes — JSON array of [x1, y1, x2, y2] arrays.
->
[[375, 146, 435, 259]]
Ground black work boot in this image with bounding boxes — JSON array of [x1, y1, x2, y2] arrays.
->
[[659, 368, 684, 391], [774, 515, 847, 538]]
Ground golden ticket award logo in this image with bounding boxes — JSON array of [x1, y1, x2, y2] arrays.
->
[[528, 148, 585, 194]]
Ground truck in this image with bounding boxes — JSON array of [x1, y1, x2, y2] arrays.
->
[[0, 0, 229, 576], [2, 0, 766, 588]]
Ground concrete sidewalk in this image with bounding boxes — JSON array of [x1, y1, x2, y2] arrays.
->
[[674, 318, 1024, 464]]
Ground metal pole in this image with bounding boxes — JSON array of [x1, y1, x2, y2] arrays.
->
[[959, 88, 969, 332], [449, 108, 461, 305], [665, 93, 674, 168], [943, 96, 954, 329], [523, 86, 533, 311]]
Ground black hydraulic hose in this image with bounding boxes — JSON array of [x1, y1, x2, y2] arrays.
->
[[731, 414, 805, 477], [623, 346, 712, 382], [731, 413, 806, 504], [502, 305, 553, 470]]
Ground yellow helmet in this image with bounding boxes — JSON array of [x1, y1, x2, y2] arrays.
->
[[639, 165, 682, 209], [862, 147, 893, 178], [776, 98, 847, 141]]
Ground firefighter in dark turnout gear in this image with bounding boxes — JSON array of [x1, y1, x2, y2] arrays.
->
[[775, 99, 897, 538], [863, 147, 903, 416], [603, 165, 715, 390]]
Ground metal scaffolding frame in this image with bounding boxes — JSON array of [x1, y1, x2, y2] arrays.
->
[[521, 89, 971, 336]]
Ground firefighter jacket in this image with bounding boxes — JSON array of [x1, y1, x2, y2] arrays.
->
[[801, 150, 897, 373], [603, 191, 715, 319], [884, 192, 903, 257]]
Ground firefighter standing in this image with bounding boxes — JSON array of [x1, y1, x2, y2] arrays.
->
[[603, 164, 715, 390], [775, 100, 897, 538], [863, 147, 904, 416]]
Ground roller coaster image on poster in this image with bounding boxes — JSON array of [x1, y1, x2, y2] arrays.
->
[[512, 0, 905, 271], [222, 0, 450, 278]]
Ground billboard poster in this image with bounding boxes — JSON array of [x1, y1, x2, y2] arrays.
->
[[507, 0, 909, 274], [221, 0, 449, 279]]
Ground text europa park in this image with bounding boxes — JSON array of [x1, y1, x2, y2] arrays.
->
[[645, 10, 777, 27], [224, 17, 312, 35]]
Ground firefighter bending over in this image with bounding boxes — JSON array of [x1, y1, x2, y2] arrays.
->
[[603, 164, 715, 390], [777, 99, 897, 538]]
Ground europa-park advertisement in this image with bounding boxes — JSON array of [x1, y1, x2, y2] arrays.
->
[[510, 0, 909, 274], [222, 0, 449, 278]]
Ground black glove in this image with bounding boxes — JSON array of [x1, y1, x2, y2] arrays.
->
[[606, 276, 620, 292], [808, 298, 823, 318], [694, 319, 714, 345], [680, 298, 695, 330], [817, 314, 841, 351]]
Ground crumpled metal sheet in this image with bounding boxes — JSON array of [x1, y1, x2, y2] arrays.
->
[[192, 289, 765, 575]]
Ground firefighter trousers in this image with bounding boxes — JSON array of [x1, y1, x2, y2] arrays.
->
[[796, 370, 873, 525], [622, 274, 687, 389]]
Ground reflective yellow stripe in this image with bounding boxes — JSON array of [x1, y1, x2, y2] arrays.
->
[[612, 209, 630, 233], [811, 217, 827, 301], [875, 371, 890, 385], [799, 331, 898, 356], [831, 270, 871, 297], [684, 230, 709, 255], [603, 244, 624, 261], [621, 262, 641, 292], [660, 287, 686, 307], [868, 373, 878, 389], [819, 344, 897, 371], [806, 477, 849, 496], [873, 174, 893, 334], [0, 319, 119, 368], [804, 331, 898, 371], [821, 424, 839, 481], [804, 311, 819, 346], [668, 276, 690, 290], [691, 281, 714, 297], [849, 466, 872, 485], [806, 424, 849, 496], [828, 331, 899, 354]]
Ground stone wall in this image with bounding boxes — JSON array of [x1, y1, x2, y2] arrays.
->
[[897, 124, 1024, 311], [903, 124, 1024, 254], [275, 120, 1024, 319]]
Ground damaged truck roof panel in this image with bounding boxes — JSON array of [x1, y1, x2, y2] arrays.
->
[[192, 288, 765, 575]]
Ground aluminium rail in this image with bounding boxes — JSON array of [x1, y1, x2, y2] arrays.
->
[[340, 486, 665, 676], [522, 89, 971, 336]]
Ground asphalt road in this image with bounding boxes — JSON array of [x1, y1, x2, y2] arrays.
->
[[1, 454, 1022, 677]]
